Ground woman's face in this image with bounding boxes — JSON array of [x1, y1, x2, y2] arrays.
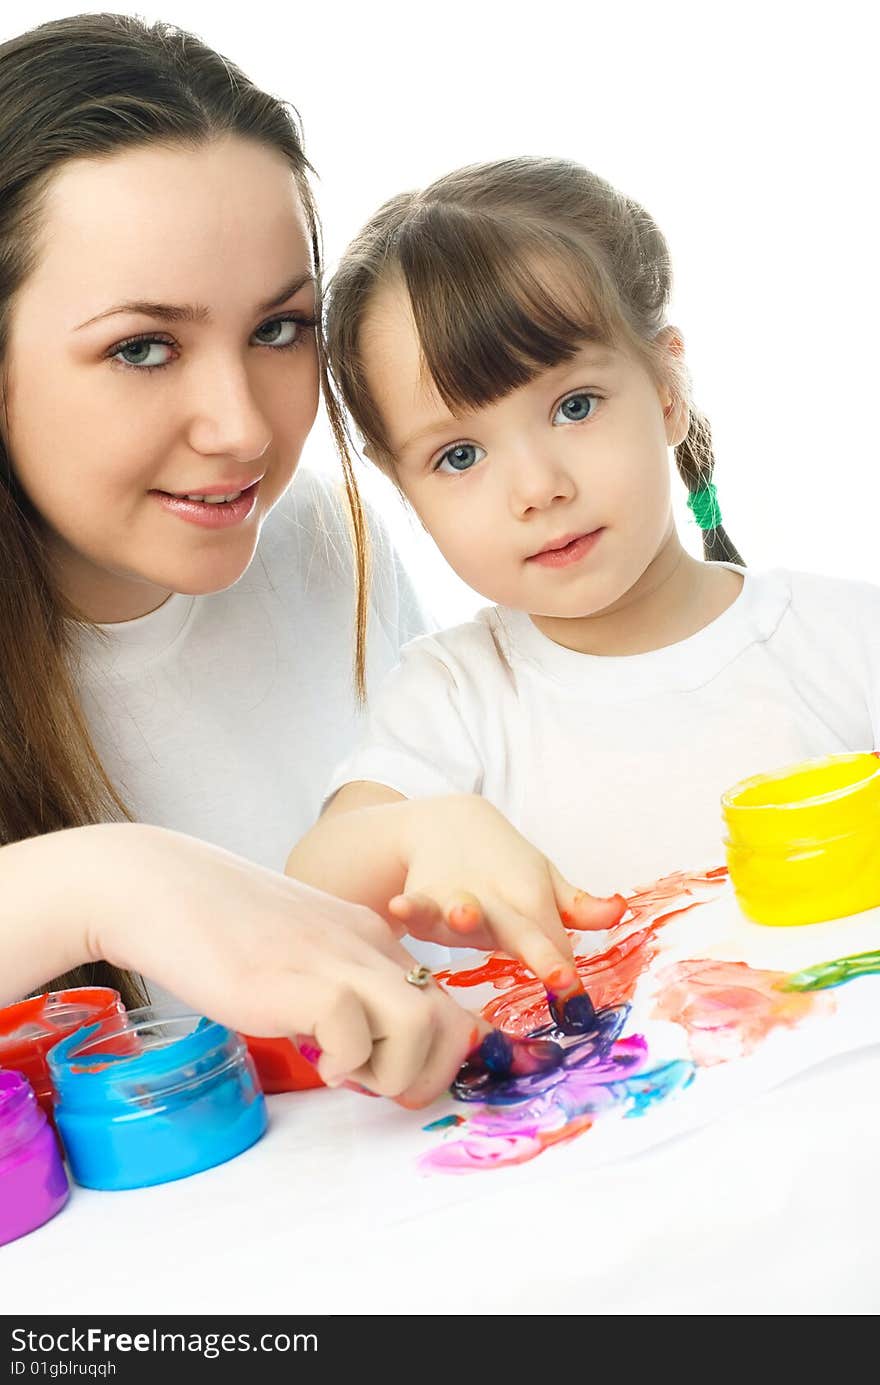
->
[[2, 135, 319, 621]]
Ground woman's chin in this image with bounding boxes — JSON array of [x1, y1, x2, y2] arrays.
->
[[150, 544, 259, 597]]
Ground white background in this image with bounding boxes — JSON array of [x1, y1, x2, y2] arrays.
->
[[1, 7, 879, 1312], [3, 0, 878, 625]]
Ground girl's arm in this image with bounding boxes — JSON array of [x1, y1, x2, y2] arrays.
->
[[1, 822, 482, 1105], [286, 784, 626, 989]]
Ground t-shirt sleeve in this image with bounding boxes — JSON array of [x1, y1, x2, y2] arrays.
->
[[826, 576, 880, 746], [324, 636, 484, 804], [790, 570, 880, 747]]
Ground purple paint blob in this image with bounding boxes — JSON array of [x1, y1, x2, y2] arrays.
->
[[0, 1070, 69, 1247], [452, 1028, 566, 1101], [548, 989, 597, 1033]]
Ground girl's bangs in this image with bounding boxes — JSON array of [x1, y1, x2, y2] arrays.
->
[[398, 204, 618, 413]]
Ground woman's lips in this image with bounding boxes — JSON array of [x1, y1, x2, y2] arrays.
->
[[149, 479, 261, 529], [527, 529, 603, 568]]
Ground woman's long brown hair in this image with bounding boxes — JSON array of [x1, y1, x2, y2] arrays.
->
[[0, 14, 369, 1005]]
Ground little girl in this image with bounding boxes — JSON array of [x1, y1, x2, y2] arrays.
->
[[286, 157, 880, 987]]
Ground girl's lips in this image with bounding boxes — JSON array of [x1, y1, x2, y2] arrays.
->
[[527, 529, 603, 568], [150, 479, 260, 529]]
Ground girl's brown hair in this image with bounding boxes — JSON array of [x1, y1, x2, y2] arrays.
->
[[327, 155, 742, 565], [0, 13, 369, 1006]]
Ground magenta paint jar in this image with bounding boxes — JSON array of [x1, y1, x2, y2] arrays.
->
[[0, 1070, 69, 1247]]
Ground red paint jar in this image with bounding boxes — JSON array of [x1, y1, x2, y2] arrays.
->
[[0, 987, 126, 1115], [242, 1035, 325, 1093]]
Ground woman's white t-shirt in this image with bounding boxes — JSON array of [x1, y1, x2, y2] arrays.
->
[[76, 467, 428, 872]]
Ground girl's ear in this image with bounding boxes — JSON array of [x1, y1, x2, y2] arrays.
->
[[657, 327, 690, 448]]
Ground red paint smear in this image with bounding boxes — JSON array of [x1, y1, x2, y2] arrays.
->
[[436, 867, 727, 1039], [652, 959, 823, 1066]]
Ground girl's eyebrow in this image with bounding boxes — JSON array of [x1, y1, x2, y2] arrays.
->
[[74, 272, 316, 331], [397, 346, 618, 455], [398, 416, 462, 455]]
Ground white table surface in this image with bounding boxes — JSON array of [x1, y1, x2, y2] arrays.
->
[[3, 1039, 879, 1316], [6, 879, 880, 1317]]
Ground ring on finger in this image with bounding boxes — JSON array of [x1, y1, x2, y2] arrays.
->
[[404, 963, 432, 989]]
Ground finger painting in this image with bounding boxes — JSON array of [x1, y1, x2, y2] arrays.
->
[[421, 868, 880, 1174]]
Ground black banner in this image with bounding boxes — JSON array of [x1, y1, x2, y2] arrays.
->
[[2, 1318, 351, 1382]]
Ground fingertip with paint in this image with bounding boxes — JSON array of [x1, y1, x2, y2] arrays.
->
[[448, 902, 482, 934], [549, 988, 597, 1034], [295, 1035, 322, 1066], [605, 893, 628, 923], [545, 964, 581, 995]]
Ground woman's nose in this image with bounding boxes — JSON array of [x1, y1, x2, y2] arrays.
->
[[186, 361, 272, 463]]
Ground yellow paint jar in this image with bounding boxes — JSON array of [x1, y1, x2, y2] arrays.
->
[[722, 753, 880, 926]]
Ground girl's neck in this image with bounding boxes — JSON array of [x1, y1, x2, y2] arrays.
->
[[529, 530, 743, 657]]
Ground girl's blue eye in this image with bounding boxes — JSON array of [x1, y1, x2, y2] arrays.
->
[[113, 339, 174, 368], [553, 392, 599, 425], [435, 442, 486, 475]]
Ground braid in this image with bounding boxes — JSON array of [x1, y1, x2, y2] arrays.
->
[[674, 408, 744, 565]]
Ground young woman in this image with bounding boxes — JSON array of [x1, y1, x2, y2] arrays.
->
[[0, 13, 481, 1105]]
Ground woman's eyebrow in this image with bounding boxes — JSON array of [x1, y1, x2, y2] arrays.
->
[[75, 272, 316, 330]]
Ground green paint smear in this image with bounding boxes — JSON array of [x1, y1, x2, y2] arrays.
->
[[781, 949, 880, 993]]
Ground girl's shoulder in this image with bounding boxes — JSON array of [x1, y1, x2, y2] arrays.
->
[[394, 606, 515, 686], [772, 565, 880, 620]]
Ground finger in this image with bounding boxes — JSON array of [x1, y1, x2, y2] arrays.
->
[[482, 895, 577, 988], [388, 892, 446, 939], [242, 974, 374, 1087], [550, 865, 628, 931], [445, 891, 485, 935], [385, 896, 495, 952], [342, 969, 437, 1097], [395, 1008, 492, 1110]]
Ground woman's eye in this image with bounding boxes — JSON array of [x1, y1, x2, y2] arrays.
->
[[112, 339, 174, 369], [252, 317, 301, 347], [434, 442, 486, 475], [552, 392, 599, 425]]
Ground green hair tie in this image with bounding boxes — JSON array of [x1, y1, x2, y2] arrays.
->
[[687, 484, 722, 531]]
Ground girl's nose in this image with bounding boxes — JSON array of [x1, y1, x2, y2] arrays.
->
[[508, 448, 577, 518]]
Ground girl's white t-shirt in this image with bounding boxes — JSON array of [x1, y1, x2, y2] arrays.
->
[[326, 565, 880, 896], [76, 466, 429, 873]]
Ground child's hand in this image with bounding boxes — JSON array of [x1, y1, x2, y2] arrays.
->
[[388, 795, 626, 990]]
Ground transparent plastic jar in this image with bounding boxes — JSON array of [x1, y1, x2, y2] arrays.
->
[[0, 1070, 69, 1246], [0, 987, 125, 1116], [722, 752, 880, 926], [47, 1006, 267, 1190]]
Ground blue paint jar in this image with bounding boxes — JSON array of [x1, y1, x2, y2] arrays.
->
[[47, 1007, 267, 1190]]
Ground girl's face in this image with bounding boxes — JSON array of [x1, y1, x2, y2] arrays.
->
[[2, 136, 319, 621], [361, 279, 685, 621]]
